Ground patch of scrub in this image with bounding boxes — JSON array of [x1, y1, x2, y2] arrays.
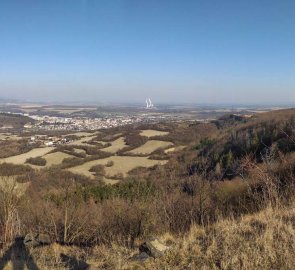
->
[[0, 147, 52, 165], [140, 130, 169, 138], [128, 140, 173, 155], [67, 156, 168, 179]]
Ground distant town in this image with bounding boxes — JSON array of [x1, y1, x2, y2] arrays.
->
[[0, 110, 175, 131], [0, 101, 287, 132], [27, 114, 143, 131]]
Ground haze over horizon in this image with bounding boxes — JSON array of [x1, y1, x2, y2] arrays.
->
[[0, 0, 294, 104]]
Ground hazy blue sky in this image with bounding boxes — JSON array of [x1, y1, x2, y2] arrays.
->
[[0, 0, 294, 104]]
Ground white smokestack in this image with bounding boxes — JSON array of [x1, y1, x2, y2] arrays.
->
[[145, 98, 154, 109]]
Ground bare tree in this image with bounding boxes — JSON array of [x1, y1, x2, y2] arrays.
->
[[0, 176, 28, 243]]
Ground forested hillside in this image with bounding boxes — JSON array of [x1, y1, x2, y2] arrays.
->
[[0, 113, 34, 129]]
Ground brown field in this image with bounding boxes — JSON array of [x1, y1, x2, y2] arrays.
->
[[0, 133, 22, 140], [43, 152, 74, 167], [128, 140, 173, 155], [101, 137, 127, 153], [95, 141, 109, 146], [140, 129, 169, 138], [67, 131, 96, 137], [73, 148, 87, 154], [69, 135, 98, 146], [164, 145, 186, 153], [0, 129, 172, 182], [67, 156, 168, 179], [0, 147, 52, 165]]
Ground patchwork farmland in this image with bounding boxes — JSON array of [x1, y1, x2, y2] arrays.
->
[[0, 128, 178, 184]]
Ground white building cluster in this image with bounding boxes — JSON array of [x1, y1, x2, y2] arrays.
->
[[28, 115, 143, 131]]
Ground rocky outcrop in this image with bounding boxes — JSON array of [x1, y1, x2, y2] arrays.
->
[[24, 233, 51, 247], [131, 237, 169, 262]]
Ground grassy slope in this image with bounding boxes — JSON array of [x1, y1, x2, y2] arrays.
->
[[22, 204, 295, 270]]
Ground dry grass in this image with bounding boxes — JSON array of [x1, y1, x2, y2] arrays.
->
[[67, 156, 168, 179], [128, 140, 173, 155], [164, 146, 186, 154], [0, 177, 30, 197], [102, 137, 127, 153], [13, 205, 295, 270], [73, 148, 87, 154], [0, 133, 22, 141], [66, 131, 96, 137], [68, 135, 98, 146], [140, 129, 169, 138], [0, 147, 52, 165], [144, 205, 295, 270], [43, 152, 74, 167]]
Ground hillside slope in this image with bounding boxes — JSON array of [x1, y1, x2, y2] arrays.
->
[[0, 113, 34, 129], [17, 204, 295, 269], [1, 109, 295, 269]]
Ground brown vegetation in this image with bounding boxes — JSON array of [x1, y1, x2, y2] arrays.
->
[[0, 113, 34, 129], [0, 109, 295, 269], [0, 140, 34, 158], [26, 156, 47, 166]]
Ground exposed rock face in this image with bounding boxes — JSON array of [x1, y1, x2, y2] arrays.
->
[[130, 252, 150, 262], [24, 233, 51, 247], [131, 237, 169, 262]]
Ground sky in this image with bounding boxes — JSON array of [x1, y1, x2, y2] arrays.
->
[[0, 0, 294, 105]]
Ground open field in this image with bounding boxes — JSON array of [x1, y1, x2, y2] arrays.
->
[[43, 152, 74, 167], [0, 133, 22, 140], [73, 148, 87, 154], [101, 137, 127, 153], [140, 129, 169, 138], [0, 127, 172, 183], [67, 131, 96, 137], [128, 140, 173, 155], [69, 134, 98, 146], [0, 147, 52, 165], [67, 156, 168, 178], [164, 145, 186, 153], [164, 147, 176, 153], [95, 141, 109, 146]]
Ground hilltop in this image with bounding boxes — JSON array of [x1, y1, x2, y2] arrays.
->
[[0, 108, 295, 269]]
